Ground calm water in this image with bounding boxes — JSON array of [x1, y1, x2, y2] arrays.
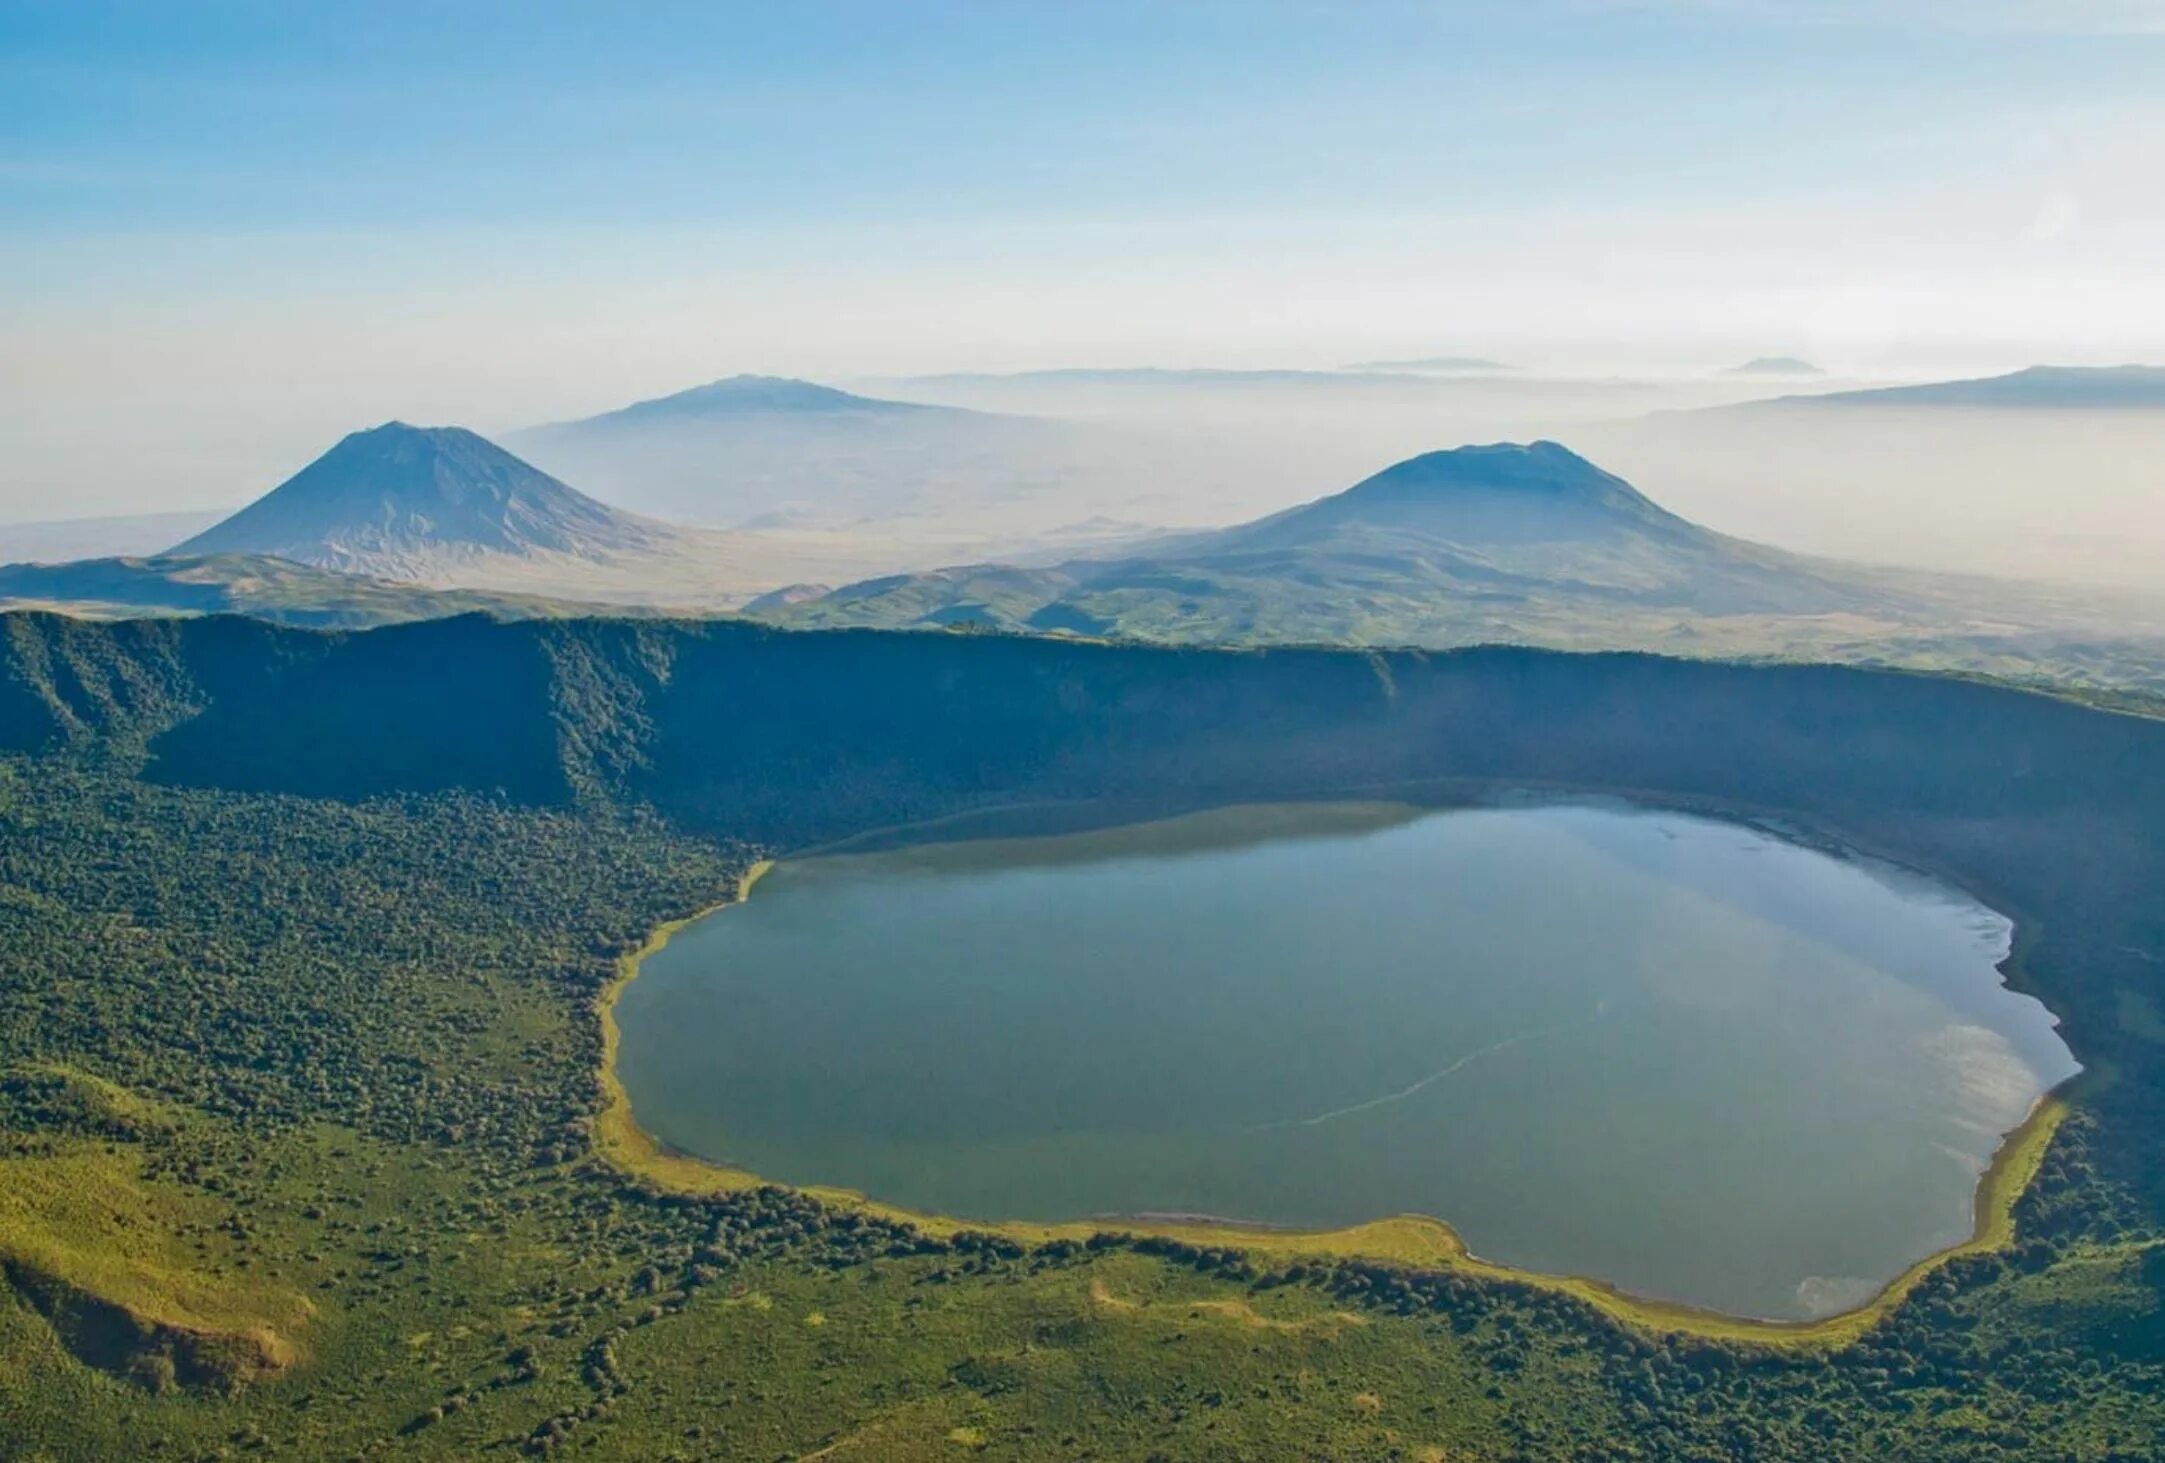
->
[[616, 799, 2079, 1319]]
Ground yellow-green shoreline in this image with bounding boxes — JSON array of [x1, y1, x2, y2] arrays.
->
[[593, 828, 2083, 1351]]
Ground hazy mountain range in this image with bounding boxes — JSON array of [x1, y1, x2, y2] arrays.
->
[[761, 441, 1900, 637], [1583, 364, 2165, 589], [21, 361, 2159, 594], [763, 440, 2165, 700], [8, 364, 2165, 701], [0, 509, 227, 565], [1338, 355, 1513, 374], [149, 421, 909, 609], [1724, 356, 1823, 377], [506, 374, 1131, 538], [1324, 354, 1515, 374], [872, 366, 1631, 400], [1731, 364, 2165, 411]]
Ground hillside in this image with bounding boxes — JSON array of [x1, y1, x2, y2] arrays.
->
[[764, 442, 2165, 695], [159, 421, 921, 609], [1173, 441, 1802, 589], [782, 440, 1881, 632], [171, 422, 691, 580], [0, 553, 599, 628], [2, 608, 2161, 849], [4, 610, 2165, 1458]]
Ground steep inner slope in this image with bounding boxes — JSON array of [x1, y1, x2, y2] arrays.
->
[[5, 611, 2165, 1458], [6, 611, 2160, 856]]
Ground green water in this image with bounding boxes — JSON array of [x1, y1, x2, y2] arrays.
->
[[615, 798, 2078, 1320]]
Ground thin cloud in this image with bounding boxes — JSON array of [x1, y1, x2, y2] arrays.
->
[[1587, 0, 2165, 33]]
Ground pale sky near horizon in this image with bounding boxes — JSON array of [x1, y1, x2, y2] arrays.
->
[[3, 0, 2163, 519]]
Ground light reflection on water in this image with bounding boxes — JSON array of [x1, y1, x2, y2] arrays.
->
[[617, 799, 2078, 1320]]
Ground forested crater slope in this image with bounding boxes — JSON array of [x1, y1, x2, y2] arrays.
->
[[8, 607, 2165, 1103], [6, 610, 2164, 852], [5, 608, 2165, 1458]]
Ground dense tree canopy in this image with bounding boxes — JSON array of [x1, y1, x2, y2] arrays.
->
[[2, 611, 2162, 1459]]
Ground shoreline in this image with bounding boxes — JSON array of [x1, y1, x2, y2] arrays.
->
[[591, 791, 2085, 1349]]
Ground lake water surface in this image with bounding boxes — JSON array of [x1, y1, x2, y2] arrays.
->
[[615, 799, 2079, 1320]]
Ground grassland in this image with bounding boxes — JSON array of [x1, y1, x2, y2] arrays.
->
[[0, 1126, 311, 1378]]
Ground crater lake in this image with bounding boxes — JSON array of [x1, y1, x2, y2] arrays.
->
[[614, 799, 2079, 1320]]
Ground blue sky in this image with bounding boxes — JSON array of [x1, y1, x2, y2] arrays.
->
[[8, 2, 2157, 232], [2, 1, 2162, 513]]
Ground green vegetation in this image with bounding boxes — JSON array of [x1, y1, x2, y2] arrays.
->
[[3, 610, 2164, 1458]]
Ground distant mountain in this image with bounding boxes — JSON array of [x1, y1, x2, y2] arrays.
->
[[739, 582, 833, 614], [873, 367, 1668, 416], [172, 422, 690, 580], [536, 374, 937, 426], [890, 367, 1444, 390], [762, 441, 2165, 678], [1189, 441, 1702, 558], [1743, 364, 2165, 410], [157, 422, 901, 609], [1724, 356, 1822, 377], [0, 509, 228, 565], [1340, 355, 1512, 373], [507, 375, 1100, 532], [0, 553, 595, 628]]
